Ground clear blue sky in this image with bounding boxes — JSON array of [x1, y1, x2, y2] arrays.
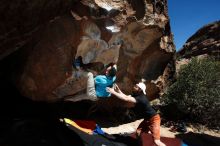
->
[[168, 0, 220, 51]]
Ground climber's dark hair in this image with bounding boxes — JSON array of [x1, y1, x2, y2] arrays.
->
[[108, 67, 117, 77]]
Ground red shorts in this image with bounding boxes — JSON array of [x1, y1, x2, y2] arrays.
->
[[137, 114, 161, 140]]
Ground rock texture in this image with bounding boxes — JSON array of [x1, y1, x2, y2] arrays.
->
[[0, 0, 77, 60], [176, 21, 220, 76], [178, 21, 220, 60], [0, 0, 175, 101]]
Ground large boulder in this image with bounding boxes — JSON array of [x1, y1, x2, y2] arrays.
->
[[0, 0, 175, 101]]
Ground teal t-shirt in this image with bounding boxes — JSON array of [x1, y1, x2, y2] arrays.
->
[[94, 75, 116, 98]]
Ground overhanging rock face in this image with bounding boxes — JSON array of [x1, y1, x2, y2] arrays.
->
[[0, 0, 175, 101]]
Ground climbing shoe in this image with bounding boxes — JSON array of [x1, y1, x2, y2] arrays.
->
[[73, 56, 83, 70]]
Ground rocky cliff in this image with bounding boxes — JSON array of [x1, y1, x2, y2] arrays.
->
[[177, 21, 220, 60], [0, 0, 175, 102], [176, 21, 220, 74]]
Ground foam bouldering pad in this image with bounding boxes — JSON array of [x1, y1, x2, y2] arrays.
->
[[131, 133, 184, 146], [64, 121, 186, 146]]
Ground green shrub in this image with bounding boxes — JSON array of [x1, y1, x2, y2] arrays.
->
[[162, 57, 220, 128]]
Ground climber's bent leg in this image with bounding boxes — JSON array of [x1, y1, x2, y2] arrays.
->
[[86, 72, 98, 101]]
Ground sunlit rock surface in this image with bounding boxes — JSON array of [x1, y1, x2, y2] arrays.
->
[[178, 21, 220, 60], [176, 21, 220, 75], [0, 0, 175, 101]]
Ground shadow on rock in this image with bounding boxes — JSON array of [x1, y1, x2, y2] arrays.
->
[[176, 132, 220, 146], [0, 118, 85, 146]]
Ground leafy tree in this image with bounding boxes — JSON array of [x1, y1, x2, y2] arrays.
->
[[162, 57, 220, 128]]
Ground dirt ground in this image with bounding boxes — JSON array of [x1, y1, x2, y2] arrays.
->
[[102, 119, 220, 146], [102, 119, 176, 137]]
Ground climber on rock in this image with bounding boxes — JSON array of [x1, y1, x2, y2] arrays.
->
[[71, 57, 117, 102], [106, 82, 166, 146]]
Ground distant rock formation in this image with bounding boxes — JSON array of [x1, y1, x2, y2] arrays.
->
[[176, 21, 220, 75], [0, 0, 175, 101], [177, 21, 220, 60]]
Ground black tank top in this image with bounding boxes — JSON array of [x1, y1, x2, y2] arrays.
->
[[132, 93, 157, 119]]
